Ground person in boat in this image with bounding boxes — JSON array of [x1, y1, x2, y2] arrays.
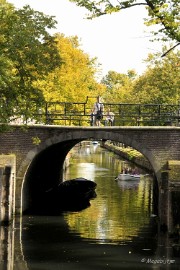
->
[[131, 168, 139, 175], [121, 167, 130, 174], [121, 167, 139, 175]]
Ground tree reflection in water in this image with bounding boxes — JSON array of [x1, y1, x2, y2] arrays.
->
[[1, 141, 179, 270], [64, 141, 155, 244]]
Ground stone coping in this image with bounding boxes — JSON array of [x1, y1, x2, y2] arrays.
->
[[2, 124, 180, 130]]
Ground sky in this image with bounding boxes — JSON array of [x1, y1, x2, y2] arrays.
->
[[9, 0, 163, 78]]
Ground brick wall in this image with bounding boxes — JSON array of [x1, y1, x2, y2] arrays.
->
[[0, 125, 180, 176]]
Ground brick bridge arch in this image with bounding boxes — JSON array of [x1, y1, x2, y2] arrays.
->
[[0, 125, 180, 214]]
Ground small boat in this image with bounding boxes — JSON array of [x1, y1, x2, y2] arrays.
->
[[27, 178, 97, 215], [115, 173, 140, 181], [46, 177, 97, 202], [92, 141, 99, 144], [58, 177, 97, 200]]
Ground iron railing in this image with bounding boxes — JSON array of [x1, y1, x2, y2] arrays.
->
[[42, 101, 180, 126], [4, 97, 180, 126]]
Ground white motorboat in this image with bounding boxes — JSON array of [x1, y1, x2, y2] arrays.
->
[[115, 173, 141, 181], [92, 141, 99, 144]]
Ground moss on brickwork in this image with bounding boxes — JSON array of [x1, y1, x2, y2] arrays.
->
[[168, 161, 180, 182]]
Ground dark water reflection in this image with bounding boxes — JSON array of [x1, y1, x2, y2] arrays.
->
[[2, 141, 180, 269]]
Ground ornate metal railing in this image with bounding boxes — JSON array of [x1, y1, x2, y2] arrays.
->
[[42, 100, 180, 126], [4, 97, 180, 126]]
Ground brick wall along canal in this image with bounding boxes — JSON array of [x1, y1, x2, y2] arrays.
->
[[3, 141, 180, 270]]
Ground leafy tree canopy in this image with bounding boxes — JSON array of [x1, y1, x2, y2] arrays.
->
[[101, 49, 180, 105], [0, 0, 61, 122], [132, 49, 180, 104], [69, 0, 180, 46], [101, 70, 136, 103], [36, 33, 106, 103]]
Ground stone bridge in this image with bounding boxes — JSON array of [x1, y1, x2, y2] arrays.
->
[[0, 125, 180, 225], [1, 124, 180, 269]]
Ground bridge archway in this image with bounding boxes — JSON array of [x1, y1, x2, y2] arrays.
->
[[21, 130, 158, 214]]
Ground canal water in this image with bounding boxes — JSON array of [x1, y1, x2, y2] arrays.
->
[[12, 142, 180, 269]]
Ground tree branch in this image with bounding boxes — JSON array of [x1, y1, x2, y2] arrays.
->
[[120, 3, 147, 9], [161, 43, 180, 57], [145, 0, 179, 42]]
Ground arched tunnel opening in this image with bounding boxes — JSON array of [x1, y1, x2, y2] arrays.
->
[[22, 139, 83, 214], [22, 137, 159, 217], [18, 137, 180, 267]]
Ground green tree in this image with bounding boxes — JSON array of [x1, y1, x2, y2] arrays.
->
[[101, 70, 136, 103], [35, 33, 106, 125], [69, 0, 180, 49], [38, 34, 105, 103], [0, 0, 61, 122], [132, 50, 180, 104]]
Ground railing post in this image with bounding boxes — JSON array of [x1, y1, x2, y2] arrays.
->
[[158, 104, 161, 120], [83, 103, 86, 115], [137, 104, 141, 126], [45, 102, 48, 125]]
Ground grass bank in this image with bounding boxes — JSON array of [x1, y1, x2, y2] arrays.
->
[[103, 141, 153, 173]]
